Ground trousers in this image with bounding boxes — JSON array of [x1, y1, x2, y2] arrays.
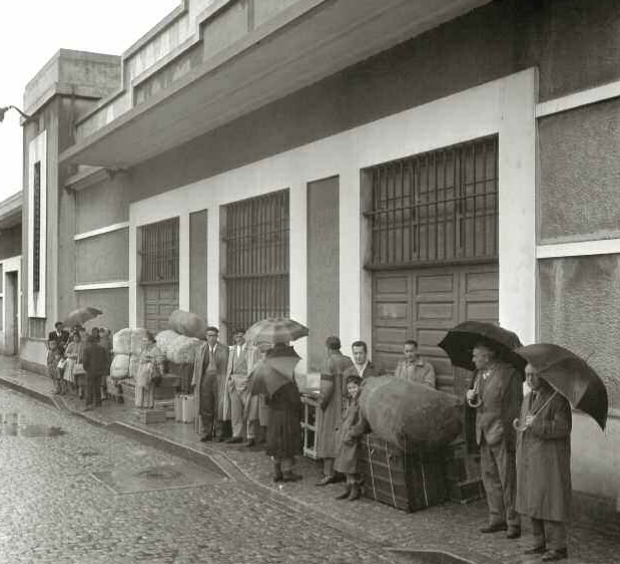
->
[[532, 518, 567, 551], [481, 439, 520, 528]]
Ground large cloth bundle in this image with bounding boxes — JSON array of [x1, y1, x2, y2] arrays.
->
[[130, 328, 148, 357], [110, 353, 130, 378], [168, 310, 206, 339], [167, 334, 201, 364], [156, 330, 178, 356], [113, 328, 132, 355], [129, 355, 140, 379], [359, 376, 462, 450]]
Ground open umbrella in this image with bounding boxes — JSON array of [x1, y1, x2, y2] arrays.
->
[[249, 345, 301, 396], [515, 343, 608, 430], [245, 317, 309, 346], [438, 320, 526, 372], [63, 307, 103, 328]]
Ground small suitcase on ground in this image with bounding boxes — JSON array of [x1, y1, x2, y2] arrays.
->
[[140, 409, 167, 424]]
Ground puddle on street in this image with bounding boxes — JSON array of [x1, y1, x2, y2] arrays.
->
[[0, 413, 66, 437]]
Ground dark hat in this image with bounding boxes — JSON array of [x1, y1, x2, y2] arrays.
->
[[345, 373, 362, 386]]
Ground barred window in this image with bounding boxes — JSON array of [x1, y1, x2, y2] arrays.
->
[[223, 190, 289, 333], [33, 161, 41, 292], [140, 217, 179, 284], [366, 136, 498, 268]]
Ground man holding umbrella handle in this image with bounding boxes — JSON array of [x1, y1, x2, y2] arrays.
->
[[468, 343, 523, 539]]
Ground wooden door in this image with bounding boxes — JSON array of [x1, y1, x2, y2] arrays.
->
[[372, 263, 498, 394], [143, 284, 179, 333]]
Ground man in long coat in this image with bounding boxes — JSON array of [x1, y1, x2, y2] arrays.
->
[[516, 364, 572, 562], [81, 335, 108, 411], [196, 326, 229, 442], [466, 343, 523, 538], [316, 336, 354, 486]]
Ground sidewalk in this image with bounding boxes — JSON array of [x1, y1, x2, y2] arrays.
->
[[1, 356, 618, 564]]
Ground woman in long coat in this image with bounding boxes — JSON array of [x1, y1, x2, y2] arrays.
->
[[316, 336, 354, 485], [516, 364, 572, 562], [63, 332, 83, 396], [135, 332, 164, 409]]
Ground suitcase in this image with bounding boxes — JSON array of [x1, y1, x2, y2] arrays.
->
[[140, 409, 167, 424], [359, 434, 447, 513], [175, 394, 195, 423]]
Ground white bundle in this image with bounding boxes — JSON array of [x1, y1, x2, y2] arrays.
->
[[129, 355, 140, 379], [110, 354, 130, 378], [167, 334, 202, 365], [113, 328, 132, 355], [130, 328, 148, 356], [156, 330, 178, 357]]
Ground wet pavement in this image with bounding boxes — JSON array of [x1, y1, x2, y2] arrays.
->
[[1, 357, 619, 564]]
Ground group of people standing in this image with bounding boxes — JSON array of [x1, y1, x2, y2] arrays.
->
[[46, 321, 113, 411], [466, 343, 572, 563]]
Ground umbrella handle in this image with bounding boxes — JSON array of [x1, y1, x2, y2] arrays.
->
[[513, 417, 527, 432], [467, 395, 482, 409]]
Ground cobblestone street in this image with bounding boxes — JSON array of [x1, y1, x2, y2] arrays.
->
[[0, 389, 402, 564]]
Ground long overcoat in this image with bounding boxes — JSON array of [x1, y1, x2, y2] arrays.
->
[[516, 387, 572, 522], [334, 394, 366, 475], [317, 351, 354, 459]]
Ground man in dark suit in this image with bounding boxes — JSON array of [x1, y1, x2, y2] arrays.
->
[[81, 335, 109, 411], [198, 326, 229, 442], [466, 343, 523, 539], [343, 340, 385, 381], [48, 321, 70, 354]]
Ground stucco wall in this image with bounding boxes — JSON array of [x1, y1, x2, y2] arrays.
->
[[76, 288, 129, 333], [539, 255, 620, 408], [539, 100, 620, 244], [0, 225, 21, 260], [307, 176, 339, 372], [189, 210, 208, 322], [76, 175, 129, 233], [75, 229, 129, 285]]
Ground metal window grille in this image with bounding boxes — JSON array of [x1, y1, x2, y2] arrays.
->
[[223, 190, 289, 332], [140, 217, 180, 284], [366, 136, 498, 268], [33, 161, 41, 292]]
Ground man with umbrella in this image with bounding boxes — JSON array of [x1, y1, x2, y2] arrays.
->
[[467, 342, 523, 538], [514, 343, 608, 562]]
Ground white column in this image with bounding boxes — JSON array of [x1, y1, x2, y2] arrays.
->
[[339, 168, 363, 352], [288, 181, 307, 367], [498, 68, 538, 345], [179, 211, 190, 310]]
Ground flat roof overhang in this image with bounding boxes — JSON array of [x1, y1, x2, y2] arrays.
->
[[60, 0, 490, 169]]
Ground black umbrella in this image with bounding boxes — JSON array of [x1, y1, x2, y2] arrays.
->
[[515, 343, 608, 431], [438, 320, 526, 373]]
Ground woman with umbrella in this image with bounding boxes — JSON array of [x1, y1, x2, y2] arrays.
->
[[514, 344, 608, 562], [247, 317, 309, 483]]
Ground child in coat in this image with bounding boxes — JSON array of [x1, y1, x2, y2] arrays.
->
[[334, 373, 368, 501]]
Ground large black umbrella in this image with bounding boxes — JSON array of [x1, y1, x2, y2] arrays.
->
[[249, 345, 301, 396], [438, 320, 526, 372], [245, 317, 309, 346], [515, 343, 608, 431], [63, 307, 103, 328]]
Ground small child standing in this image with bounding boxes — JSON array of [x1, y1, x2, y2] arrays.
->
[[334, 373, 367, 501], [47, 342, 63, 395]]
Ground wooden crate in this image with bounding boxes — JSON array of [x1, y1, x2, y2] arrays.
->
[[300, 393, 321, 460], [167, 362, 193, 394], [444, 441, 484, 504], [359, 434, 447, 513]]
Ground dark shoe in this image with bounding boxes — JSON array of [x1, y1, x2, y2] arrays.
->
[[200, 435, 212, 442], [245, 438, 256, 448], [542, 549, 568, 562], [524, 546, 546, 555], [316, 475, 337, 487], [273, 470, 284, 483], [226, 437, 243, 444], [347, 484, 361, 501], [480, 522, 508, 533], [335, 487, 351, 500], [506, 527, 521, 539], [282, 471, 302, 483]]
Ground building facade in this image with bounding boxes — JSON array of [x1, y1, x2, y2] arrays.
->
[[21, 0, 620, 506]]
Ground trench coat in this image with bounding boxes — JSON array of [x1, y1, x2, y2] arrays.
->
[[516, 387, 572, 522], [334, 394, 367, 475], [317, 351, 354, 459]]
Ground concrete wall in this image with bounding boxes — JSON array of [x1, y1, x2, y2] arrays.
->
[[75, 229, 129, 285], [76, 288, 129, 333], [0, 225, 22, 260], [189, 210, 208, 322], [539, 100, 620, 244], [306, 176, 339, 372], [75, 175, 129, 233]]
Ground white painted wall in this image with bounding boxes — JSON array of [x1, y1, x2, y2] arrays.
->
[[129, 68, 537, 369]]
